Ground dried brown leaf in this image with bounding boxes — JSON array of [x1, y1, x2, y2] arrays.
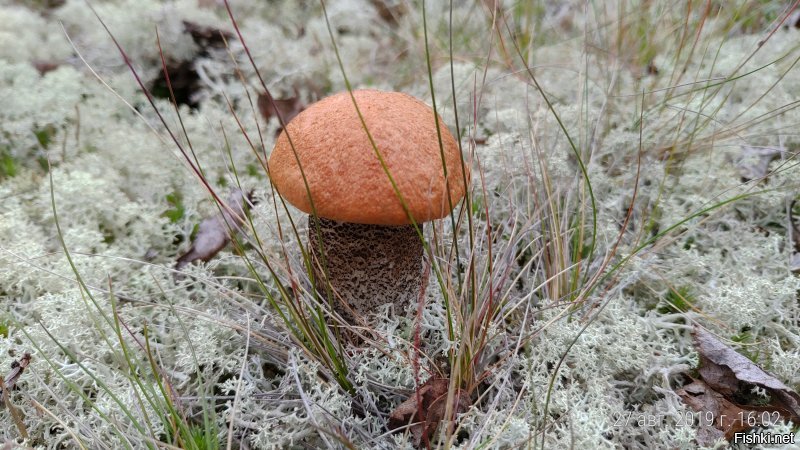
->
[[1, 441, 35, 450], [693, 326, 800, 422], [388, 377, 470, 449], [257, 91, 306, 135], [3, 353, 31, 390], [182, 20, 234, 51], [1, 353, 31, 440], [33, 61, 60, 75], [790, 253, 800, 274], [677, 378, 751, 445], [677, 326, 800, 445], [175, 189, 253, 270], [369, 0, 407, 25], [735, 145, 783, 181]]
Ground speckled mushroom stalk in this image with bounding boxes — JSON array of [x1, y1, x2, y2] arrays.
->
[[307, 216, 423, 324], [268, 89, 469, 327]]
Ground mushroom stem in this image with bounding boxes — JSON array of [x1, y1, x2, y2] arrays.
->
[[308, 215, 423, 325]]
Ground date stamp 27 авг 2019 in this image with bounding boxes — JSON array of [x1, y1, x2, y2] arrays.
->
[[612, 410, 795, 444]]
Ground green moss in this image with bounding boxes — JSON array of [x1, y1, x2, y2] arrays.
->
[[726, 0, 787, 33], [0, 147, 16, 180], [33, 124, 57, 149], [0, 317, 9, 339], [163, 192, 186, 223], [658, 285, 694, 314], [98, 223, 116, 245], [36, 156, 51, 173], [245, 163, 261, 178], [730, 329, 772, 369], [189, 222, 199, 242]]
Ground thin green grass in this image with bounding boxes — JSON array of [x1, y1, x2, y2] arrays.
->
[[20, 165, 227, 449]]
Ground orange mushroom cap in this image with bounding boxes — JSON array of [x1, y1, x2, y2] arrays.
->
[[268, 89, 470, 225]]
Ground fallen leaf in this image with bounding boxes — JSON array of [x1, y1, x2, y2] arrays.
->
[[388, 377, 470, 448], [677, 378, 751, 445], [676, 326, 800, 445], [257, 90, 306, 135], [693, 326, 800, 421], [182, 21, 234, 52], [369, 0, 407, 25], [175, 189, 253, 270], [1, 353, 31, 440], [2, 353, 31, 391], [735, 145, 783, 182], [1, 441, 34, 450], [32, 61, 60, 75], [790, 253, 800, 273]]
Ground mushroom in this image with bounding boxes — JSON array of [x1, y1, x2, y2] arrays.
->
[[268, 89, 469, 326]]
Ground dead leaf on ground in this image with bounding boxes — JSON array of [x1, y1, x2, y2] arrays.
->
[[1, 353, 32, 440], [790, 253, 800, 273], [735, 145, 784, 182], [388, 377, 470, 449], [183, 20, 234, 52], [2, 353, 31, 392], [175, 189, 254, 271], [676, 326, 800, 446], [32, 61, 60, 75], [677, 378, 753, 444], [1, 441, 35, 450], [369, 0, 407, 25], [257, 90, 306, 135]]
